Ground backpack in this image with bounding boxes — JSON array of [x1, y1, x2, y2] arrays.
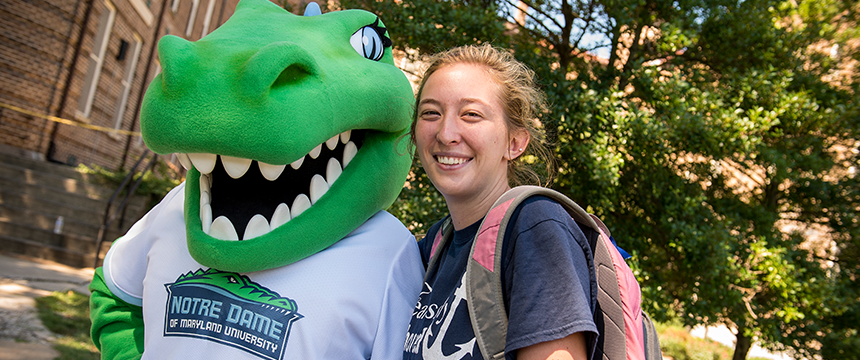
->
[[425, 186, 662, 360]]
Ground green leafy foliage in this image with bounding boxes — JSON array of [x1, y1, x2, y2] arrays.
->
[[388, 160, 448, 238], [76, 157, 182, 210]]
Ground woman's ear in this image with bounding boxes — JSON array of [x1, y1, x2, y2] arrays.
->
[[505, 128, 530, 160]]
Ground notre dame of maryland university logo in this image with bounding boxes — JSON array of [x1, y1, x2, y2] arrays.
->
[[163, 268, 302, 360]]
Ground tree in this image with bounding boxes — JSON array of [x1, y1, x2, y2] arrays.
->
[[336, 0, 860, 358]]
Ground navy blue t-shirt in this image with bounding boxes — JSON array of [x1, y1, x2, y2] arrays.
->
[[403, 196, 598, 360]]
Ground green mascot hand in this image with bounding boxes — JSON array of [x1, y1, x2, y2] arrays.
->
[[89, 268, 144, 359]]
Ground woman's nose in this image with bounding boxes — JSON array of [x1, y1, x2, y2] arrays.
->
[[435, 115, 461, 145]]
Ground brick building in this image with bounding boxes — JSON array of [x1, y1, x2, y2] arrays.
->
[[0, 0, 310, 171]]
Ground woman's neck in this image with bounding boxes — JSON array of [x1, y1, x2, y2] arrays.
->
[[444, 181, 511, 231]]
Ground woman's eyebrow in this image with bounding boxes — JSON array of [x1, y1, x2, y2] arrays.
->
[[418, 98, 441, 106], [460, 98, 488, 106]]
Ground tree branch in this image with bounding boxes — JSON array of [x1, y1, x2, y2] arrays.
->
[[505, 0, 564, 32], [618, 22, 644, 89], [728, 284, 759, 319], [500, 0, 561, 45], [569, 0, 598, 51]]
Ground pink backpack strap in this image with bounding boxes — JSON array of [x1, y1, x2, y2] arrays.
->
[[466, 191, 519, 360], [424, 217, 453, 284], [430, 220, 447, 257], [591, 215, 645, 360]]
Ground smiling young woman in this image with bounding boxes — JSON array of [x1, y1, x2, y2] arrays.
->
[[403, 44, 598, 360], [414, 62, 522, 229]]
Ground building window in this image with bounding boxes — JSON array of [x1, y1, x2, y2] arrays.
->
[[185, 0, 200, 38], [111, 33, 143, 136], [76, 1, 116, 121], [201, 0, 217, 37], [130, 0, 154, 25]]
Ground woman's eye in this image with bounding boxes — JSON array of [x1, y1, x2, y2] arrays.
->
[[349, 18, 392, 61], [420, 110, 440, 118]]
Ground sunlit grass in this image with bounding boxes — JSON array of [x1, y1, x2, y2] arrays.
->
[[35, 291, 99, 360]]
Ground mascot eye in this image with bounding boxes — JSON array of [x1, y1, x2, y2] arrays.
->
[[350, 18, 392, 61]]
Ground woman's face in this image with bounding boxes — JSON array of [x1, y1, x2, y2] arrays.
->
[[415, 63, 525, 203]]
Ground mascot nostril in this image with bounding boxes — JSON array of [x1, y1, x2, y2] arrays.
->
[[241, 41, 321, 100], [89, 1, 424, 359]]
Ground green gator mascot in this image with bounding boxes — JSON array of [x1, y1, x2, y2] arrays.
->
[[88, 1, 423, 358]]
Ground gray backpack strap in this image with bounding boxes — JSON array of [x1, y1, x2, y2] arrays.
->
[[642, 311, 663, 360], [466, 186, 598, 360]]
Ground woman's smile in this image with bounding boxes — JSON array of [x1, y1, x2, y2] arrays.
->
[[435, 155, 470, 166], [415, 63, 515, 205]]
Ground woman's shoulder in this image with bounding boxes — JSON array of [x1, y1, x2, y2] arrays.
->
[[506, 193, 590, 251], [510, 194, 575, 226]]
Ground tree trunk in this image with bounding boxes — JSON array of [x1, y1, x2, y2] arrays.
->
[[732, 330, 752, 360]]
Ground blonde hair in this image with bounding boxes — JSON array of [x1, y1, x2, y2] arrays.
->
[[410, 43, 555, 186]]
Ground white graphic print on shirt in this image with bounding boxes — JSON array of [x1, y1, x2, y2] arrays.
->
[[163, 268, 302, 360], [404, 275, 477, 359]]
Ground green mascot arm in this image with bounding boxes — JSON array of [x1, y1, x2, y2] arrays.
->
[[89, 267, 145, 360]]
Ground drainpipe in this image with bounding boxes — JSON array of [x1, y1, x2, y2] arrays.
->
[[119, 0, 169, 171], [39, 0, 86, 158], [46, 0, 97, 162]]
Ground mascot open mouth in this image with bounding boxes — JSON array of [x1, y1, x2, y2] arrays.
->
[[177, 130, 365, 241], [136, 4, 415, 271]]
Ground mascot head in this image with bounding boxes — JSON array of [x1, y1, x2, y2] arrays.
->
[[140, 0, 414, 272]]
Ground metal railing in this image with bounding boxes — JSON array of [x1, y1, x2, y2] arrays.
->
[[93, 150, 158, 268]]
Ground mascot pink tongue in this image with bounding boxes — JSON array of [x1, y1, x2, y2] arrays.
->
[[88, 1, 423, 359]]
